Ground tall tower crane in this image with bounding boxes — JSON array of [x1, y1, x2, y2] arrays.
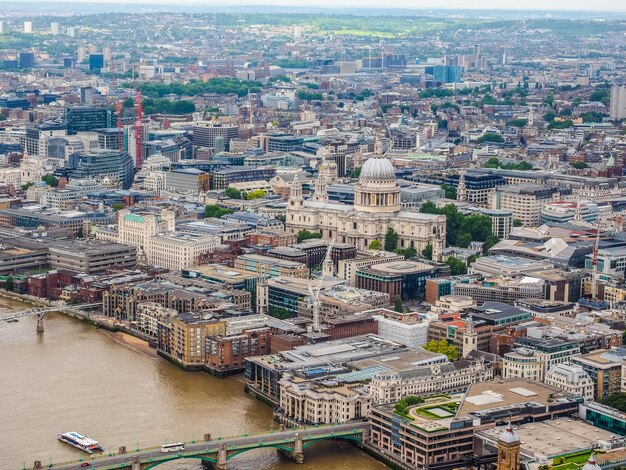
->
[[591, 217, 602, 301], [307, 240, 334, 332], [134, 90, 143, 169]]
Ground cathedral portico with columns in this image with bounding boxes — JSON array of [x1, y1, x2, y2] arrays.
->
[[285, 142, 446, 261]]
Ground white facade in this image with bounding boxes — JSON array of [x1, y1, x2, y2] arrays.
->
[[502, 349, 544, 382], [279, 375, 370, 424], [370, 361, 494, 405], [373, 313, 429, 349], [23, 21, 33, 33], [286, 151, 446, 260], [544, 363, 594, 400], [96, 209, 218, 270]]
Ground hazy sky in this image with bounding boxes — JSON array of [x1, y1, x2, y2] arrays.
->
[[36, 0, 626, 12]]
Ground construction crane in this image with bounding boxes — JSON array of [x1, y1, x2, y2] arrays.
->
[[591, 217, 602, 301], [307, 239, 334, 332], [133, 90, 143, 169], [115, 100, 123, 152]]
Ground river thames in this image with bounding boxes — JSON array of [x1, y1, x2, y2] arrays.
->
[[0, 298, 386, 470]]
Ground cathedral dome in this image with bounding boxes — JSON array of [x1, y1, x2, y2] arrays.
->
[[360, 156, 396, 182]]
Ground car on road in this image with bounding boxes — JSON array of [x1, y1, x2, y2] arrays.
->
[[81, 463, 91, 467]]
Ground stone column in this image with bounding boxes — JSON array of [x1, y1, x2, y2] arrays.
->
[[36, 315, 44, 333], [131, 456, 141, 470], [216, 444, 228, 470], [292, 432, 304, 464]]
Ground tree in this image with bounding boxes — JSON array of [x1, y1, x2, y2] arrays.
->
[[268, 305, 292, 320], [5, 276, 14, 291], [111, 203, 125, 211], [246, 189, 267, 200], [513, 219, 523, 227], [403, 247, 417, 259], [422, 244, 433, 260], [350, 167, 362, 178], [41, 175, 59, 187], [446, 256, 467, 276], [419, 201, 439, 214], [21, 182, 34, 191], [394, 296, 403, 313], [296, 230, 322, 244], [441, 184, 457, 200], [76, 227, 84, 239], [369, 240, 381, 250], [384, 228, 399, 252], [123, 97, 135, 108], [477, 133, 504, 144], [484, 157, 501, 168], [204, 204, 234, 219], [224, 187, 242, 199], [423, 339, 458, 361], [600, 392, 626, 413], [570, 161, 588, 170], [507, 118, 528, 128]]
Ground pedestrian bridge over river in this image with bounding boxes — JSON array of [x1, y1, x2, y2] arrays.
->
[[29, 422, 371, 470]]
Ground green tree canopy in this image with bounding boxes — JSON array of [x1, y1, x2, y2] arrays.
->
[[422, 244, 433, 260], [246, 189, 267, 200], [224, 187, 242, 199], [296, 230, 322, 243], [42, 174, 59, 187], [384, 228, 399, 252], [570, 161, 588, 170], [600, 392, 626, 413], [204, 204, 234, 219], [369, 239, 381, 250], [394, 295, 403, 313], [423, 339, 458, 361], [446, 256, 467, 275], [477, 133, 504, 144]]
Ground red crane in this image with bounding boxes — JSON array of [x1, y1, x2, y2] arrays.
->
[[134, 90, 143, 169]]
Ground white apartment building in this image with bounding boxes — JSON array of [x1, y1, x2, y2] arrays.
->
[[370, 361, 494, 405], [143, 171, 167, 195], [279, 375, 370, 425], [96, 209, 219, 270], [544, 363, 594, 400], [430, 295, 476, 314]]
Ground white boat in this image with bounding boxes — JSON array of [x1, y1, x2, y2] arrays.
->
[[58, 432, 104, 453]]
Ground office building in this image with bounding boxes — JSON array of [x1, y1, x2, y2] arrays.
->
[[89, 53, 104, 71], [544, 363, 594, 400], [234, 254, 308, 279], [192, 122, 239, 151], [58, 149, 134, 189], [495, 184, 562, 227], [48, 240, 137, 274], [65, 107, 114, 135], [96, 209, 219, 271], [23, 21, 33, 34], [165, 169, 210, 194], [50, 22, 60, 35], [18, 52, 35, 69], [572, 348, 625, 399]]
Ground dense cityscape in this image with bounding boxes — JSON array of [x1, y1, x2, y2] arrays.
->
[[1, 2, 626, 470]]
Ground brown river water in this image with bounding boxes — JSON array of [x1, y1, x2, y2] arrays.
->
[[0, 298, 387, 470]]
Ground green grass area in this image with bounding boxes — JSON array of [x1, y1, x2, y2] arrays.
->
[[550, 450, 599, 470]]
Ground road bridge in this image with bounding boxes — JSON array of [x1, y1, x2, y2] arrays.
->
[[28, 423, 370, 470], [0, 302, 102, 332]]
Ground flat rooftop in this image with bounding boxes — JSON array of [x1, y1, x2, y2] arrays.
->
[[478, 419, 615, 459], [457, 379, 577, 422]]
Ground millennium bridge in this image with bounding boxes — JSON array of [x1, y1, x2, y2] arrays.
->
[[28, 422, 371, 470]]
